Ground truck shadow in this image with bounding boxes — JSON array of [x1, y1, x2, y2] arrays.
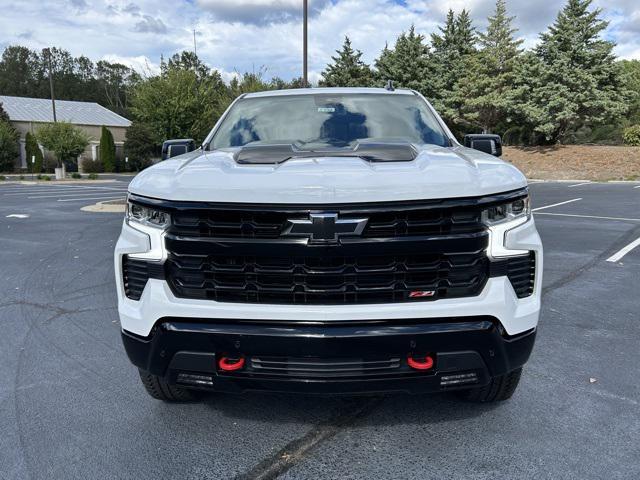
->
[[198, 390, 502, 426]]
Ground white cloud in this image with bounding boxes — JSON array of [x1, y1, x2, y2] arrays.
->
[[0, 0, 637, 84], [101, 54, 160, 76]]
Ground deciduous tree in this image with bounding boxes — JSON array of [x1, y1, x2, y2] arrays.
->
[[36, 122, 90, 168]]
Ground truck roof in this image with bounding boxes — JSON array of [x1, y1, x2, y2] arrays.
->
[[243, 87, 416, 98]]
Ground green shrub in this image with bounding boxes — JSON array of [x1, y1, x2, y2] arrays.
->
[[37, 174, 43, 180], [0, 121, 20, 172], [25, 132, 44, 173], [43, 175, 51, 181], [623, 125, 640, 146], [71, 172, 82, 179], [88, 173, 99, 180], [81, 158, 103, 174], [19, 175, 25, 180], [0, 175, 6, 181]]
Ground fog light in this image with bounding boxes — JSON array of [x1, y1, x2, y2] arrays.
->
[[440, 372, 478, 387], [177, 373, 214, 387]]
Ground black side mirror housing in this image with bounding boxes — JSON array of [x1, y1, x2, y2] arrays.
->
[[463, 134, 503, 157], [161, 139, 197, 160]]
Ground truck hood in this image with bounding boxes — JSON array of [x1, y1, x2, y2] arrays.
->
[[128, 144, 527, 203]]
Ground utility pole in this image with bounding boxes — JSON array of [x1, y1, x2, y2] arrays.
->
[[45, 48, 57, 122], [193, 29, 197, 58], [303, 0, 308, 87]]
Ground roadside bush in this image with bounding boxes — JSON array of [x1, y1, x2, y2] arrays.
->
[[0, 121, 20, 172], [19, 175, 25, 180], [25, 132, 44, 173], [0, 175, 6, 181], [42, 175, 51, 181], [71, 172, 82, 179], [623, 125, 640, 146], [88, 173, 99, 180], [81, 158, 104, 174]]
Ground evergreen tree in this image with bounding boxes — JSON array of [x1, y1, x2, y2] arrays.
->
[[320, 37, 373, 87], [430, 9, 478, 129], [25, 131, 44, 173], [0, 101, 10, 123], [100, 126, 116, 172], [374, 26, 434, 96], [0, 121, 19, 173], [516, 0, 628, 143], [452, 0, 523, 132]]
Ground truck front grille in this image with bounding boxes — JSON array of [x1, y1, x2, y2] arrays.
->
[[125, 192, 535, 305], [169, 204, 484, 239], [164, 251, 489, 304]]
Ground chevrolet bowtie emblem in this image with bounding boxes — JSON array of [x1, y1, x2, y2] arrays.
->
[[283, 213, 368, 243]]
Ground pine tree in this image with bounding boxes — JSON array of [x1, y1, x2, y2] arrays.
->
[[374, 26, 434, 96], [516, 0, 628, 143], [430, 9, 478, 129], [100, 126, 116, 172], [0, 101, 10, 123], [320, 37, 373, 87], [453, 0, 523, 132]]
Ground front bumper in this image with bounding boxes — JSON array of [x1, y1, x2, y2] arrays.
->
[[122, 317, 536, 395], [115, 213, 543, 338]]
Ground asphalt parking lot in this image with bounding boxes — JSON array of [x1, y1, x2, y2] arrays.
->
[[1, 179, 639, 479]]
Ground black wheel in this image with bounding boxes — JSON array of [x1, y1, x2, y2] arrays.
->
[[138, 369, 202, 402], [457, 368, 523, 403]]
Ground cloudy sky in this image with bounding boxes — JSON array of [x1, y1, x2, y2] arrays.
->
[[0, 0, 638, 83]]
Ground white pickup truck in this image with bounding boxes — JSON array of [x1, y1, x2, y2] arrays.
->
[[115, 87, 542, 403]]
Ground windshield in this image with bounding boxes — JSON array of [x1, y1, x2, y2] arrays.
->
[[210, 93, 449, 150]]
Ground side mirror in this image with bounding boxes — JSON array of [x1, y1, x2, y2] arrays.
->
[[463, 134, 502, 157], [161, 139, 197, 160]]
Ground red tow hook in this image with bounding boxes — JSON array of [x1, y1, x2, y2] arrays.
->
[[407, 354, 435, 371], [218, 356, 245, 372]]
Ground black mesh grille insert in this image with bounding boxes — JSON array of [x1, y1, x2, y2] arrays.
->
[[169, 206, 484, 239], [165, 251, 489, 304], [122, 256, 164, 301], [505, 252, 536, 298], [245, 356, 406, 379]]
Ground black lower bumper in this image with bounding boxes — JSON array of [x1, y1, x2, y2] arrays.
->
[[122, 317, 536, 395]]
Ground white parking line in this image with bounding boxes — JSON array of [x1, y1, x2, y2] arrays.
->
[[534, 212, 640, 222], [634, 185, 640, 189], [532, 198, 582, 212], [607, 237, 640, 263], [28, 190, 129, 199], [4, 187, 129, 196], [57, 196, 125, 202], [568, 182, 592, 188]]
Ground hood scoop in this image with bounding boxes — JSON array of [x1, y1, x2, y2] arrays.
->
[[233, 139, 418, 165]]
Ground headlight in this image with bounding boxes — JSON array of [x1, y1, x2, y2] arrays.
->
[[482, 196, 530, 226], [126, 201, 171, 229]]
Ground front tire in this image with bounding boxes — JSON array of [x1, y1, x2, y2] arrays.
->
[[138, 369, 202, 402], [457, 368, 522, 403]]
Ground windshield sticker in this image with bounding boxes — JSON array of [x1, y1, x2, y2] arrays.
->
[[318, 107, 336, 113]]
